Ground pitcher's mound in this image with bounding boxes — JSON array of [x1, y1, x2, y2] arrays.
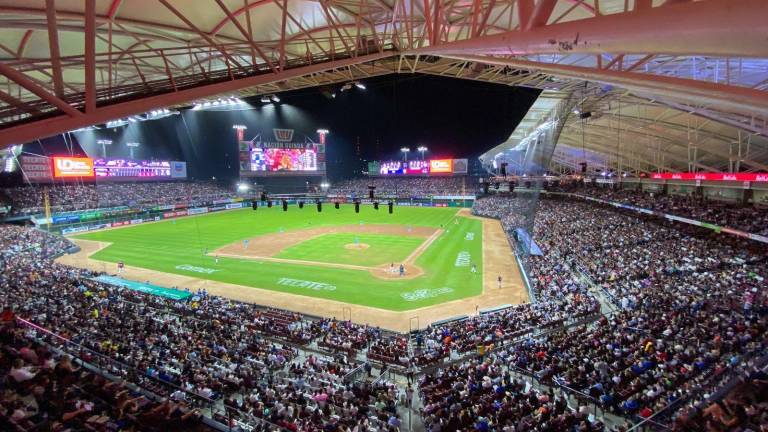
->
[[344, 243, 370, 250]]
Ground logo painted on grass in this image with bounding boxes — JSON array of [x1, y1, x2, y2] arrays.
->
[[175, 264, 220, 274], [277, 277, 336, 291], [401, 287, 454, 301], [465, 232, 475, 240], [455, 251, 471, 267]]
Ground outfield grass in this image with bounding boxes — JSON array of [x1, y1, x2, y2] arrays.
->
[[275, 233, 424, 267], [75, 205, 483, 310]]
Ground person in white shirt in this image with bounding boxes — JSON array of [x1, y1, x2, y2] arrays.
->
[[10, 359, 37, 383]]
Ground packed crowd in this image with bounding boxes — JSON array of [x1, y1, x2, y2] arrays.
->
[[674, 360, 768, 431], [0, 225, 413, 431], [558, 184, 768, 236], [2, 186, 766, 431], [329, 177, 471, 198], [0, 325, 205, 431], [1, 181, 239, 215], [467, 194, 768, 427], [419, 351, 605, 432]]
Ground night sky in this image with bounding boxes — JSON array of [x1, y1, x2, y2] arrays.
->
[[15, 74, 539, 183]]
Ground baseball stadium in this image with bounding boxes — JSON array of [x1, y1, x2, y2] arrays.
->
[[0, 1, 767, 432]]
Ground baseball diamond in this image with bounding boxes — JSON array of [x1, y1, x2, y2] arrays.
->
[[63, 205, 525, 323]]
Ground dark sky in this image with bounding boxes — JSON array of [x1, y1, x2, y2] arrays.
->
[[18, 74, 539, 182], [252, 74, 540, 177]]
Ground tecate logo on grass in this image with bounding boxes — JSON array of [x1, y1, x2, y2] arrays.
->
[[277, 278, 336, 291], [401, 287, 454, 301], [175, 264, 221, 274], [455, 251, 471, 267]]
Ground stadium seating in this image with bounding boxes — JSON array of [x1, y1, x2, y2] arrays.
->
[[550, 183, 768, 236], [1, 181, 239, 216], [329, 177, 472, 198], [0, 188, 766, 431]]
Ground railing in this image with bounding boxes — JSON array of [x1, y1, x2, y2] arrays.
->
[[12, 317, 253, 428]]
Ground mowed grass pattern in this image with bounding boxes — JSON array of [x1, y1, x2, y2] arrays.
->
[[75, 205, 483, 310], [275, 233, 424, 267]]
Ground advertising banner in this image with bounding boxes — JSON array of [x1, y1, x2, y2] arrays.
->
[[664, 214, 701, 226], [188, 207, 209, 215], [171, 161, 187, 178], [429, 159, 453, 173], [163, 210, 188, 219], [52, 214, 81, 224], [650, 172, 768, 182], [226, 203, 244, 209], [52, 157, 94, 178]]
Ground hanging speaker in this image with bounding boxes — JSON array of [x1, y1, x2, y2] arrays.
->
[[388, 202, 393, 214]]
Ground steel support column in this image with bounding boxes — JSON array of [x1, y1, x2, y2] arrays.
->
[[84, 0, 96, 113]]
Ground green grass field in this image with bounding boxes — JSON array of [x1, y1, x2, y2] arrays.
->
[[75, 205, 483, 310]]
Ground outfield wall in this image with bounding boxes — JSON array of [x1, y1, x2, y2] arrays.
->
[[42, 197, 474, 236]]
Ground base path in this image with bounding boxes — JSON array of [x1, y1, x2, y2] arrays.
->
[[60, 214, 528, 333], [215, 223, 439, 280]]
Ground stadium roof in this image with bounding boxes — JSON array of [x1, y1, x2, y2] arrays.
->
[[0, 0, 766, 172]]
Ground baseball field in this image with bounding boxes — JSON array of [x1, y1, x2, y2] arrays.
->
[[73, 205, 488, 311]]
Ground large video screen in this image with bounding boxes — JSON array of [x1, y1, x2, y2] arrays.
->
[[49, 157, 186, 181], [249, 148, 318, 172], [53, 157, 95, 178]]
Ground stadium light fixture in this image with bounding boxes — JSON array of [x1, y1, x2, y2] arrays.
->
[[260, 95, 271, 103], [237, 183, 249, 192], [401, 147, 410, 161], [417, 146, 428, 160], [340, 83, 353, 92], [320, 182, 330, 189], [271, 95, 280, 103], [96, 139, 112, 158], [354, 81, 366, 90], [232, 124, 248, 130], [126, 142, 140, 159]]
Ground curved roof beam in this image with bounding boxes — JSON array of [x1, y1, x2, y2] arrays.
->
[[443, 54, 768, 118], [420, 0, 768, 58]]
